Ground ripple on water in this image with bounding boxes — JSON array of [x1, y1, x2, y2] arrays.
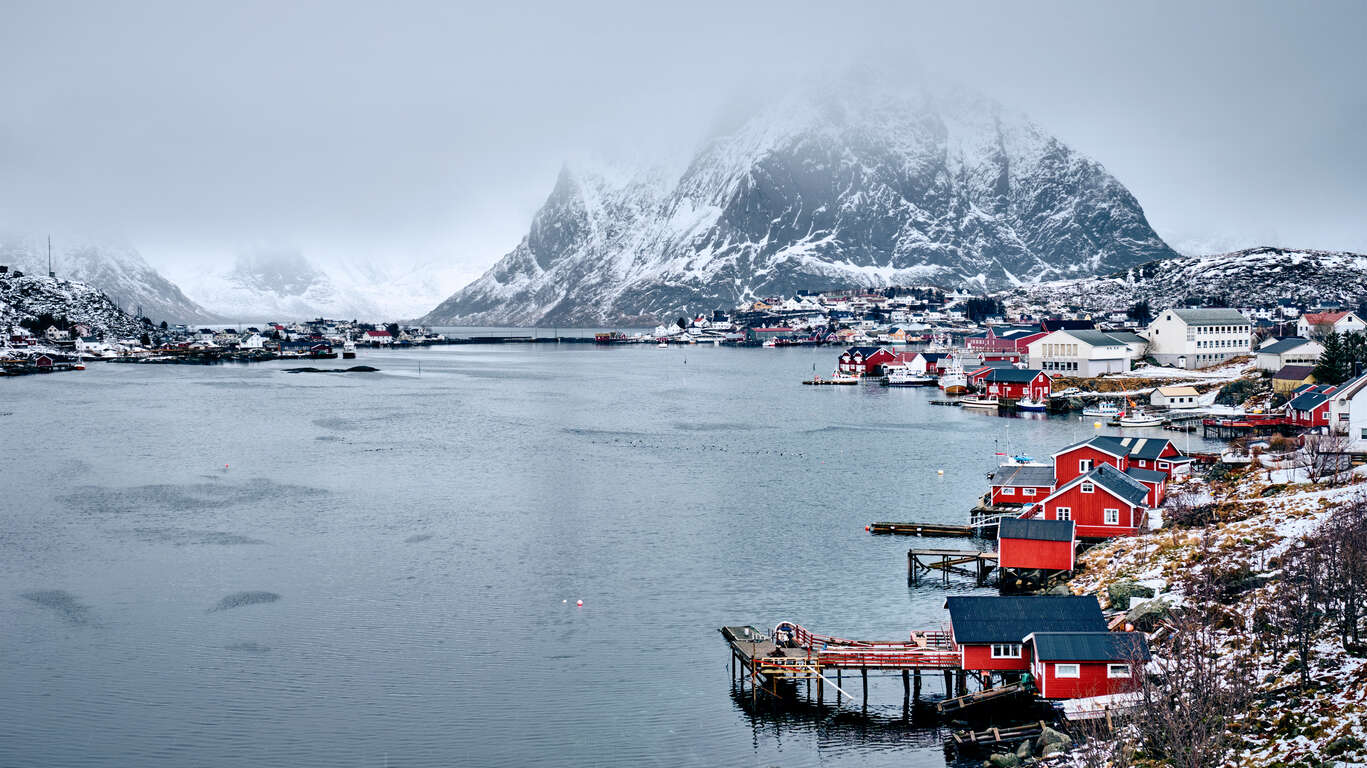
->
[[209, 592, 281, 612], [58, 480, 327, 516], [224, 642, 271, 653], [404, 534, 433, 544], [20, 590, 93, 625]]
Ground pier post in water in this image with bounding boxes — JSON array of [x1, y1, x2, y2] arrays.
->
[[861, 667, 868, 707], [914, 669, 922, 702]]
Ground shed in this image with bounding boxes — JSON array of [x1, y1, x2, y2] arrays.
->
[[1150, 385, 1199, 409], [1025, 631, 1151, 699], [998, 517, 1076, 572]]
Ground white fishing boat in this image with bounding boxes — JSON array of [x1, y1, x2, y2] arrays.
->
[[938, 361, 968, 395], [657, 340, 669, 348], [960, 396, 999, 410], [761, 339, 777, 348], [341, 340, 356, 359], [1118, 408, 1163, 428], [1081, 401, 1121, 418], [884, 367, 935, 387], [1014, 396, 1048, 412]]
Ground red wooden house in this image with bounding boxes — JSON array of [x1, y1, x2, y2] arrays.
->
[[945, 595, 1107, 676], [966, 326, 1047, 354], [979, 368, 1052, 401], [1028, 463, 1152, 538], [998, 517, 1076, 572], [1024, 631, 1150, 699], [1286, 384, 1337, 428], [838, 346, 897, 376], [1052, 436, 1190, 484], [989, 464, 1055, 506]]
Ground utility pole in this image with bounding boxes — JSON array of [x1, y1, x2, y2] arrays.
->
[[47, 235, 54, 278]]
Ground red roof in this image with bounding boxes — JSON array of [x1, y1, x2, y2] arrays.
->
[[366, 330, 392, 337], [1304, 311, 1349, 325]]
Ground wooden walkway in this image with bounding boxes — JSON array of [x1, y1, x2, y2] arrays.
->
[[908, 548, 998, 586], [870, 521, 977, 537]]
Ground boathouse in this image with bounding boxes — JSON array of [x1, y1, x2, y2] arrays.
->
[[989, 464, 1055, 506], [837, 345, 896, 376], [945, 595, 1107, 675], [978, 368, 1052, 401], [1053, 436, 1190, 483], [997, 518, 1076, 573], [1286, 384, 1336, 428], [1024, 631, 1150, 699], [1028, 464, 1151, 538]]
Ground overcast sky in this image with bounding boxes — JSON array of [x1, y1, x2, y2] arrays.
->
[[2, 0, 1365, 292]]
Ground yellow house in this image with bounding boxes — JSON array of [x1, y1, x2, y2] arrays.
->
[[1272, 365, 1316, 395]]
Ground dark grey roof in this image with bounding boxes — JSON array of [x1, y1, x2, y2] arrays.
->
[[1273, 365, 1315, 381], [1289, 390, 1331, 411], [986, 368, 1047, 383], [1085, 464, 1152, 506], [1057, 329, 1133, 347], [999, 517, 1074, 542], [945, 596, 1106, 644], [993, 465, 1056, 488], [1054, 435, 1173, 461], [1125, 467, 1168, 484], [1168, 308, 1250, 326], [1028, 631, 1151, 662], [1260, 337, 1315, 355]]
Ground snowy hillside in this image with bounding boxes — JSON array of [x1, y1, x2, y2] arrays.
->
[[422, 84, 1176, 326], [0, 270, 144, 337], [0, 235, 215, 324], [1007, 247, 1367, 313]]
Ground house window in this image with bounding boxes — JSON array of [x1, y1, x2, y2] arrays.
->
[[1023, 488, 1036, 497], [1055, 663, 1080, 678], [1079, 459, 1093, 472], [1081, 482, 1095, 494], [1108, 664, 1131, 679], [1158, 462, 1169, 470], [1001, 487, 1015, 496], [991, 643, 1022, 659], [1056, 507, 1071, 521], [1105, 509, 1120, 525]]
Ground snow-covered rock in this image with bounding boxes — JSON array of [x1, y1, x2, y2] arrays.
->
[[1009, 247, 1367, 314], [0, 271, 144, 337], [0, 235, 215, 324], [422, 83, 1176, 326]]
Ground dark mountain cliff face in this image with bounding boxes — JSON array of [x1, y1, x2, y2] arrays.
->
[[423, 88, 1176, 326]]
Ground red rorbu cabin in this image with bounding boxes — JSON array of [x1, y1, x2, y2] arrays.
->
[[1024, 631, 1151, 699], [989, 464, 1055, 507], [945, 595, 1107, 676], [1029, 463, 1152, 538], [998, 517, 1076, 573], [980, 368, 1052, 401], [1052, 436, 1191, 484], [837, 346, 897, 376], [1286, 385, 1336, 428]]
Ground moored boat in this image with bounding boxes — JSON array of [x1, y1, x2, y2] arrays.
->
[[342, 340, 357, 359], [1014, 396, 1048, 412], [960, 396, 1000, 410], [1081, 401, 1121, 418], [883, 367, 935, 387], [938, 362, 968, 395], [1118, 408, 1163, 427]]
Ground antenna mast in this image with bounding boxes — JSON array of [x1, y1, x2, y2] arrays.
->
[[48, 235, 53, 277]]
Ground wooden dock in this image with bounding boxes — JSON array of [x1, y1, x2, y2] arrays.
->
[[936, 680, 1032, 715], [908, 548, 998, 586], [870, 521, 977, 537], [948, 720, 1050, 752]]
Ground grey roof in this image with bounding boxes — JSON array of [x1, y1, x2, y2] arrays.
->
[[1125, 467, 1168, 484], [1056, 329, 1133, 347], [986, 368, 1047, 383], [1086, 464, 1153, 506], [1054, 435, 1174, 461], [1260, 337, 1316, 355], [1273, 365, 1316, 381], [945, 596, 1107, 644], [1103, 331, 1146, 344], [1289, 390, 1331, 411], [999, 517, 1074, 542], [993, 465, 1056, 488], [1168, 308, 1250, 326], [1028, 631, 1151, 662]]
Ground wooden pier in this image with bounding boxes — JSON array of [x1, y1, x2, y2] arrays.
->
[[936, 679, 1033, 715], [870, 521, 977, 537], [908, 548, 998, 586], [948, 720, 1050, 752]]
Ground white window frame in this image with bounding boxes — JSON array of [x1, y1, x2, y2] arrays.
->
[[991, 643, 1022, 659], [1078, 459, 1093, 472], [1158, 461, 1169, 470], [1055, 507, 1071, 521], [1023, 488, 1036, 497], [1104, 508, 1120, 525], [1055, 663, 1080, 678], [1001, 487, 1014, 496], [1081, 482, 1095, 494], [1107, 664, 1131, 679]]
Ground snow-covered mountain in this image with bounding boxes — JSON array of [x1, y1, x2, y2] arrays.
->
[[0, 235, 215, 324], [422, 85, 1177, 326], [1007, 247, 1367, 314], [0, 270, 144, 337], [175, 248, 456, 322]]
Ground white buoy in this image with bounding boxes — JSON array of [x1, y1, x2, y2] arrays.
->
[[576, 599, 583, 607], [937, 469, 944, 475]]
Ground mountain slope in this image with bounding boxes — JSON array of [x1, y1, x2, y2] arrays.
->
[[422, 86, 1177, 326], [1007, 247, 1367, 313], [0, 236, 216, 324], [0, 271, 144, 337]]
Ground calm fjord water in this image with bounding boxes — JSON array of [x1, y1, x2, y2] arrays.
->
[[0, 345, 1217, 767]]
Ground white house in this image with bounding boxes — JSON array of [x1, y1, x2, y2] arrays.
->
[[1151, 385, 1200, 409], [1322, 373, 1367, 450], [1026, 329, 1138, 377], [1255, 337, 1323, 372], [1142, 308, 1252, 369], [1298, 311, 1366, 339], [240, 333, 268, 349]]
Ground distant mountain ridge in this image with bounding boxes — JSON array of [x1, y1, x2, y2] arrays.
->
[[1007, 247, 1367, 313], [421, 84, 1178, 326], [0, 235, 216, 324]]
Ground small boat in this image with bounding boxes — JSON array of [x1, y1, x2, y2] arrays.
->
[[1118, 408, 1163, 428], [1014, 396, 1048, 412], [761, 339, 777, 348], [884, 367, 935, 387], [960, 396, 1000, 410], [657, 341, 669, 349], [803, 371, 858, 385], [342, 340, 357, 359], [1082, 401, 1121, 418]]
